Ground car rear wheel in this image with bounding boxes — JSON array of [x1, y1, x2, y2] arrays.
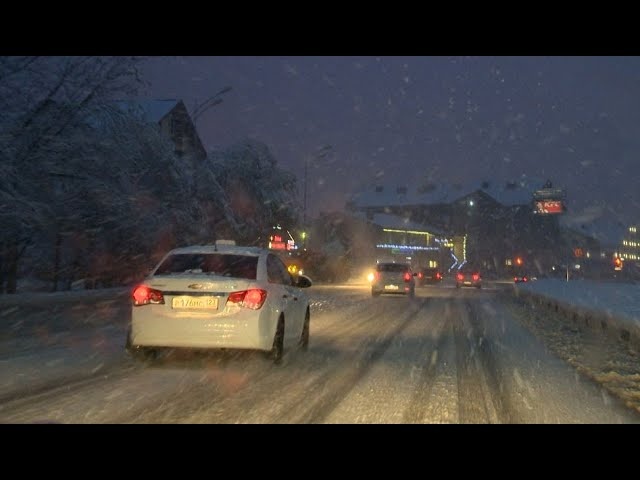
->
[[125, 329, 157, 362], [269, 316, 285, 364], [299, 309, 310, 351]]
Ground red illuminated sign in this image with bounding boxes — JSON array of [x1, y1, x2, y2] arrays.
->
[[269, 234, 286, 250], [534, 200, 564, 214]]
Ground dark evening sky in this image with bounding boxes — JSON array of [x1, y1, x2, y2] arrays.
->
[[140, 56, 640, 224]]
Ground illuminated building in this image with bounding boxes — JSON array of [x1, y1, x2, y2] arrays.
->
[[620, 225, 640, 264]]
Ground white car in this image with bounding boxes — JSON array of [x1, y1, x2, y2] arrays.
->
[[370, 262, 416, 298], [126, 241, 312, 363]]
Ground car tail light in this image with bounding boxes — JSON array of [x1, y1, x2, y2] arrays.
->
[[403, 272, 411, 282], [472, 274, 480, 281], [523, 277, 528, 282], [418, 272, 423, 279], [514, 277, 518, 282], [456, 273, 464, 281], [227, 289, 267, 310], [132, 285, 165, 306]]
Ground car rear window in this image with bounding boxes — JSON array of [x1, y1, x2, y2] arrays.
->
[[154, 253, 258, 279], [377, 263, 409, 273]]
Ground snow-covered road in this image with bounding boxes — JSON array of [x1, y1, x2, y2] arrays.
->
[[1, 284, 639, 423]]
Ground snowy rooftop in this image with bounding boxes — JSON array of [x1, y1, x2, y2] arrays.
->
[[354, 211, 445, 235], [560, 209, 631, 248], [349, 177, 553, 209], [116, 99, 180, 123]]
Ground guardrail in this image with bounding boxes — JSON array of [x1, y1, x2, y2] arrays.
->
[[506, 282, 640, 349], [0, 287, 130, 306]]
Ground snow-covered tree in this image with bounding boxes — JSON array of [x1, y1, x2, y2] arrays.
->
[[0, 56, 145, 292], [203, 139, 299, 244], [0, 58, 302, 292]]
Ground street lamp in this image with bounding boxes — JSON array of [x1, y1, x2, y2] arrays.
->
[[193, 85, 232, 124]]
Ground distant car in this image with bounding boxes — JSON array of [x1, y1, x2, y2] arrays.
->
[[370, 262, 416, 297], [514, 273, 536, 283], [416, 267, 443, 286], [455, 267, 482, 289], [125, 240, 313, 364]]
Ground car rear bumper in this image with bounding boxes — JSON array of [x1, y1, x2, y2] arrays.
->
[[372, 284, 414, 295], [130, 307, 276, 351]]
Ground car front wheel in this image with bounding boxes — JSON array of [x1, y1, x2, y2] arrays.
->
[[270, 316, 285, 364], [299, 308, 310, 351]]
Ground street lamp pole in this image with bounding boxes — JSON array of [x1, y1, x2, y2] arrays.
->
[[303, 157, 308, 230], [301, 145, 332, 250], [193, 85, 232, 125]]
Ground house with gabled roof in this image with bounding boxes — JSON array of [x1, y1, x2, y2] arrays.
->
[[118, 99, 207, 163]]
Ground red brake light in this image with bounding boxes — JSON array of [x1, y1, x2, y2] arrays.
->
[[132, 285, 164, 306], [436, 273, 441, 279], [456, 273, 464, 281], [418, 272, 423, 279], [403, 272, 411, 282], [472, 273, 480, 281], [227, 289, 267, 310]]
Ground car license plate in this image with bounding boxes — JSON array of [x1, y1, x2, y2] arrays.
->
[[172, 296, 218, 309], [384, 284, 399, 290]]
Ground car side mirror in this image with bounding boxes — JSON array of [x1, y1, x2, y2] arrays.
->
[[296, 274, 313, 288]]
